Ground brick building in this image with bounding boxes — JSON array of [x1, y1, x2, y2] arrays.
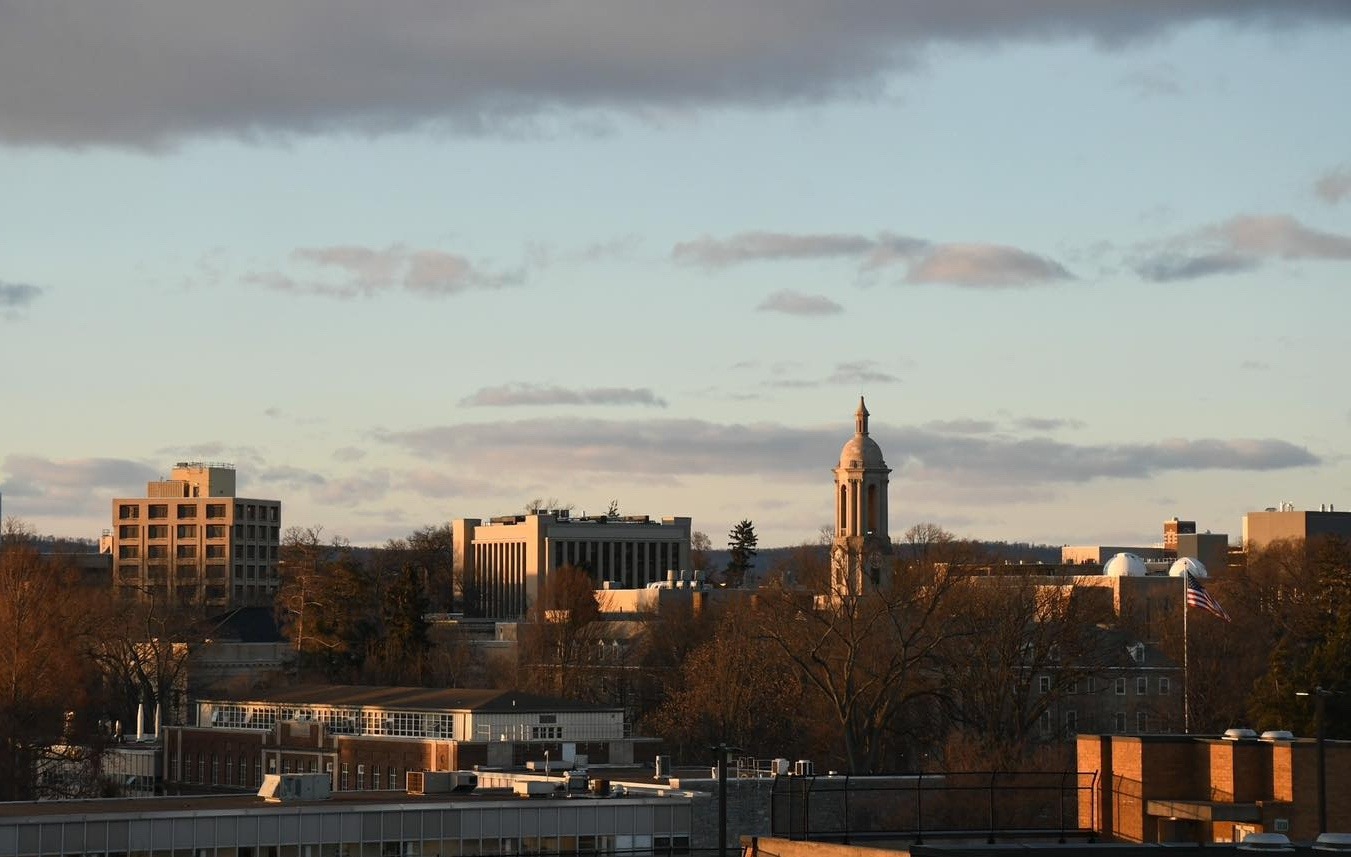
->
[[160, 685, 660, 793], [1078, 732, 1351, 843]]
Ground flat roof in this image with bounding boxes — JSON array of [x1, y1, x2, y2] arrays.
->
[[0, 788, 684, 821], [203, 685, 621, 715]]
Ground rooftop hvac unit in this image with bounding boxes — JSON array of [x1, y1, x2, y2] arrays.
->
[[258, 773, 331, 802]]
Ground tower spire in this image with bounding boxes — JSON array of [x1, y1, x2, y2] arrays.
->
[[855, 396, 870, 435]]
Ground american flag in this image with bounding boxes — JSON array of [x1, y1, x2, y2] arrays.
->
[[1186, 572, 1230, 622]]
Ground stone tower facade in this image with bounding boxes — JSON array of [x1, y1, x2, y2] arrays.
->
[[831, 398, 894, 593]]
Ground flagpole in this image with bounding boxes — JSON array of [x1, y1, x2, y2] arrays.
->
[[1183, 572, 1190, 733]]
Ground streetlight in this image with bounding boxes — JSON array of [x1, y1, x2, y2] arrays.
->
[[1295, 687, 1338, 836], [710, 744, 743, 857]]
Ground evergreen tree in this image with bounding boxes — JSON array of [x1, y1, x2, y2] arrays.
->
[[725, 519, 758, 588]]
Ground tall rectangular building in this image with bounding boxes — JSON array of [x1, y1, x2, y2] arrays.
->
[[452, 511, 692, 619], [111, 463, 281, 609]]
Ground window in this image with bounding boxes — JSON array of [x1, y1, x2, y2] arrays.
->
[[1137, 712, 1149, 733], [148, 524, 168, 539], [247, 505, 257, 520], [1159, 677, 1171, 695], [1065, 710, 1078, 734], [148, 545, 167, 559], [1114, 712, 1126, 733], [206, 525, 227, 539], [1068, 680, 1079, 695], [118, 545, 139, 559], [118, 504, 140, 520], [1039, 675, 1051, 694], [371, 765, 380, 789], [176, 545, 196, 559], [206, 503, 227, 519], [176, 523, 196, 538], [206, 545, 225, 559], [1136, 676, 1148, 695], [1115, 678, 1126, 695], [177, 504, 197, 519], [1086, 677, 1096, 694], [234, 524, 243, 538], [118, 524, 139, 538], [532, 725, 563, 740], [357, 764, 365, 790], [1039, 710, 1051, 736], [148, 504, 168, 519], [390, 767, 398, 789]]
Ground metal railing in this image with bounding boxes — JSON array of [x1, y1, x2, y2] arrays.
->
[[771, 769, 1099, 844]]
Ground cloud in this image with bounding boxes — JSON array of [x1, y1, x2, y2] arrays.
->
[[1118, 64, 1183, 98], [373, 416, 1318, 487], [460, 384, 668, 408], [905, 244, 1072, 287], [1014, 416, 1086, 432], [826, 361, 902, 386], [674, 230, 1070, 287], [0, 281, 42, 317], [3, 3, 1347, 148], [1135, 214, 1351, 281], [249, 244, 519, 299], [0, 455, 158, 518], [923, 419, 999, 435], [757, 289, 844, 316], [332, 446, 367, 462], [1315, 168, 1351, 204]]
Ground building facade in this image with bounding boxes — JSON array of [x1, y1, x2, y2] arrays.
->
[[830, 398, 894, 594], [1242, 506, 1351, 551], [110, 463, 280, 609], [452, 512, 691, 619], [1079, 732, 1351, 844], [161, 686, 654, 794]]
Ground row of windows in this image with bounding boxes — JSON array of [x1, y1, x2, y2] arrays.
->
[[207, 704, 456, 738], [1042, 709, 1156, 736], [338, 762, 402, 791], [1039, 675, 1171, 696], [119, 523, 241, 541], [118, 503, 280, 522]]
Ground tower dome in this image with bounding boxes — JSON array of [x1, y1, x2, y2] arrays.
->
[[1103, 552, 1148, 577], [838, 398, 887, 470], [1168, 556, 1209, 579]]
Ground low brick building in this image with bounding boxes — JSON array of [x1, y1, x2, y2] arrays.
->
[[161, 685, 660, 793], [1078, 732, 1351, 843]]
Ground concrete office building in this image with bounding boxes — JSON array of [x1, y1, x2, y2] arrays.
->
[[1242, 505, 1351, 551], [452, 512, 692, 619], [0, 787, 693, 857], [110, 463, 280, 609]]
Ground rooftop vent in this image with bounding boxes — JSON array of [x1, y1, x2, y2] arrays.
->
[[1223, 728, 1259, 741], [1260, 730, 1295, 741], [1238, 833, 1293, 853]]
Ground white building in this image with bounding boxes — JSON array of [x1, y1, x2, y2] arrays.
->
[[453, 512, 692, 619]]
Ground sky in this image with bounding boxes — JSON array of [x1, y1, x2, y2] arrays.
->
[[2, 2, 1349, 549]]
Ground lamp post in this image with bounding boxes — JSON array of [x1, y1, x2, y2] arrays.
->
[[710, 744, 742, 857], [1296, 687, 1335, 835]]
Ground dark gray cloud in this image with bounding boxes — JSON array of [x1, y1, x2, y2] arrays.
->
[[1315, 168, 1351, 204], [1135, 214, 1351, 280], [674, 230, 1070, 287], [757, 289, 844, 316], [374, 416, 1319, 486], [0, 281, 42, 316], [249, 245, 519, 299], [6, 3, 1345, 149], [460, 384, 668, 408], [0, 455, 158, 518]]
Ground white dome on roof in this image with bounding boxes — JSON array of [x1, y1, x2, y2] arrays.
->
[[1104, 552, 1148, 577], [1169, 556, 1209, 579]]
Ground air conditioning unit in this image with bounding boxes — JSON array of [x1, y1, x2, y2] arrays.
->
[[406, 771, 477, 795]]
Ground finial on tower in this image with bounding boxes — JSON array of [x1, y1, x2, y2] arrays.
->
[[855, 396, 870, 435]]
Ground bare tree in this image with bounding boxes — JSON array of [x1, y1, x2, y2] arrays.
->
[[517, 565, 606, 697]]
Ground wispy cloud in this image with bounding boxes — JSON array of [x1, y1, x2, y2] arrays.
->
[[0, 281, 43, 318], [249, 244, 520, 299], [757, 289, 843, 316], [1118, 64, 1182, 99], [1135, 214, 1351, 281], [905, 243, 1072, 287], [374, 417, 1318, 486], [673, 230, 1070, 287], [460, 384, 668, 408], [4, 4, 1346, 148], [1315, 168, 1351, 204], [765, 360, 904, 389], [0, 455, 157, 517]]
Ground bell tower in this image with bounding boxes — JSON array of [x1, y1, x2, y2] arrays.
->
[[831, 397, 893, 593]]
